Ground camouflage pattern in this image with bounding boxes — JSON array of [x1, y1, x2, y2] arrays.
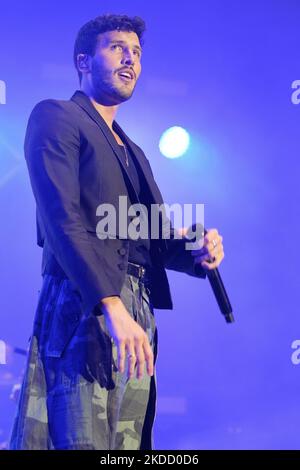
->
[[9, 272, 158, 450]]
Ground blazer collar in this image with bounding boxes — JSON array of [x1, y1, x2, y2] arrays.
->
[[70, 90, 162, 205]]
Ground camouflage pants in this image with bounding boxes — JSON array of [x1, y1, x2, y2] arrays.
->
[[9, 271, 158, 450]]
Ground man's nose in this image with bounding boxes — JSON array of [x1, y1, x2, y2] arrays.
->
[[121, 50, 135, 66]]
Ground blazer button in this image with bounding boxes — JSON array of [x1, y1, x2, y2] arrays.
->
[[118, 247, 126, 256], [118, 262, 126, 270]]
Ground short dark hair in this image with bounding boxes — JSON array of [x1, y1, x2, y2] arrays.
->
[[74, 14, 146, 83]]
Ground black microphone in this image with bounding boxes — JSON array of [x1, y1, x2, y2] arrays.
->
[[206, 262, 234, 323], [189, 224, 234, 323]]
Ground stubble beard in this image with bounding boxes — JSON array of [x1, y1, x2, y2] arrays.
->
[[91, 61, 135, 103]]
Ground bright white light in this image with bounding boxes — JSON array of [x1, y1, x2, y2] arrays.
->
[[159, 126, 190, 158]]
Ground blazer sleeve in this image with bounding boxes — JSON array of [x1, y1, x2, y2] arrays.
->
[[25, 99, 120, 314], [161, 219, 207, 279]]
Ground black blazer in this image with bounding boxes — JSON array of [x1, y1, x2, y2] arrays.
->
[[24, 90, 205, 316]]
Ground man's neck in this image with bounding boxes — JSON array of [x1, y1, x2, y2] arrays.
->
[[80, 87, 119, 130]]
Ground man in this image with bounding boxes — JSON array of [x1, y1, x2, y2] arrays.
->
[[9, 14, 224, 450]]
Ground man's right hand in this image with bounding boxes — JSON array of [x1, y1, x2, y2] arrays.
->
[[99, 296, 154, 381]]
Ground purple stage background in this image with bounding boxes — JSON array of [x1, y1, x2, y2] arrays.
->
[[0, 0, 299, 449]]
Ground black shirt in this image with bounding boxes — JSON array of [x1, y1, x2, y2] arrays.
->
[[118, 144, 152, 268]]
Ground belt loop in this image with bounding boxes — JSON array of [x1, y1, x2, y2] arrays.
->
[[127, 261, 150, 285], [139, 265, 146, 279]]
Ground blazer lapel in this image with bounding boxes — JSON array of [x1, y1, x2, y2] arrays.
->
[[70, 90, 163, 206], [70, 90, 139, 198], [112, 120, 164, 205]]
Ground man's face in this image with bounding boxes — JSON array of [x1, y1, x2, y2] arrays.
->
[[90, 30, 142, 104]]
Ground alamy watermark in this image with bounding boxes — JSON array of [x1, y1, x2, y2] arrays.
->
[[291, 340, 300, 365], [0, 340, 6, 364], [291, 80, 300, 105], [94, 197, 205, 250], [0, 80, 6, 104]]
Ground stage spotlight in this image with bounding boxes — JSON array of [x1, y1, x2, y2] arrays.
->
[[159, 126, 190, 158]]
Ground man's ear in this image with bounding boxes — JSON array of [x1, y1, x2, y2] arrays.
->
[[77, 53, 92, 75]]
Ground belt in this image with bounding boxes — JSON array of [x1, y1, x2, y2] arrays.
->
[[44, 255, 151, 286], [127, 261, 151, 285]]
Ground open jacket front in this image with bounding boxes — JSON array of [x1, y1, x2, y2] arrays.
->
[[25, 90, 206, 318]]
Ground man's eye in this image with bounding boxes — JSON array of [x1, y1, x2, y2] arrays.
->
[[111, 44, 123, 51]]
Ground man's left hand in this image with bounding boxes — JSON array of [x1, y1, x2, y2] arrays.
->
[[191, 228, 225, 271]]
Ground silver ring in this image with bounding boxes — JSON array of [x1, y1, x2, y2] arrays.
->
[[212, 239, 217, 248]]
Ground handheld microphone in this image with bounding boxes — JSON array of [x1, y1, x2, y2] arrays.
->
[[190, 224, 234, 323], [204, 228, 234, 323], [206, 263, 234, 323]]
